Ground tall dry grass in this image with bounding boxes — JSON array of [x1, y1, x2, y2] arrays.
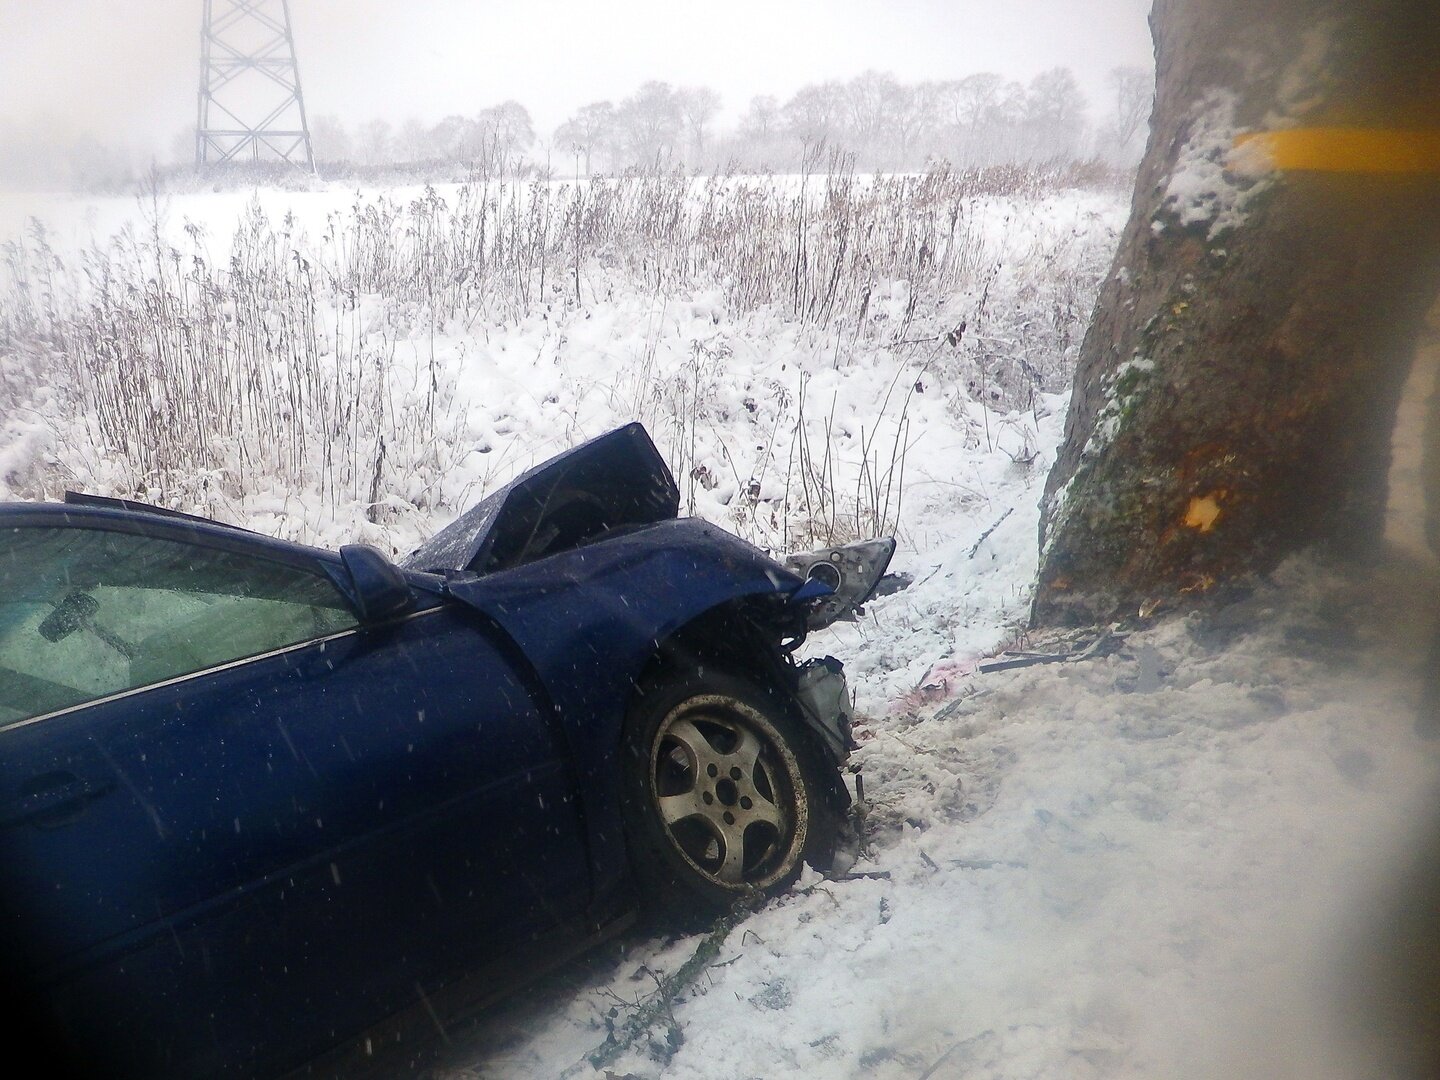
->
[[0, 160, 1119, 544]]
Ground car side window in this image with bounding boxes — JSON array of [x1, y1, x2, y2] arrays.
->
[[0, 525, 359, 725]]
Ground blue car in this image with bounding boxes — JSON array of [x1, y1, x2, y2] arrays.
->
[[0, 423, 893, 1078]]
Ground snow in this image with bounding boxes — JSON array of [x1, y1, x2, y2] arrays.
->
[[4, 180, 1437, 1078], [440, 555, 1439, 1080], [0, 180, 1122, 566], [1158, 89, 1273, 241], [1157, 23, 1335, 242]]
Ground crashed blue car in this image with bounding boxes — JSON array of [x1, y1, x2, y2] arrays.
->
[[0, 423, 893, 1078]]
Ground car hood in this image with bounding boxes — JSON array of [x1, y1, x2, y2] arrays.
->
[[402, 422, 681, 575]]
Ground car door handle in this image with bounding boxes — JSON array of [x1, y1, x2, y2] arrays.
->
[[1, 772, 116, 829]]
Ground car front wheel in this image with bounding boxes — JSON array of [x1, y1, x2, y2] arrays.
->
[[620, 669, 842, 916]]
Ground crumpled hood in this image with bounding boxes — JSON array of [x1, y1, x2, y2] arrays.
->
[[403, 422, 680, 575]]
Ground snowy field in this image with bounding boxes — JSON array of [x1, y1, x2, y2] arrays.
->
[[0, 172, 1117, 578], [2, 178, 1437, 1078]]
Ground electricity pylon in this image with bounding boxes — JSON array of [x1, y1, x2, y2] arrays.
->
[[196, 0, 315, 170]]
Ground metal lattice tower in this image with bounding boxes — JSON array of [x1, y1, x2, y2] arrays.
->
[[196, 0, 314, 169]]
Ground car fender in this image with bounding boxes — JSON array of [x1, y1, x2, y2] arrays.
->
[[443, 518, 806, 912]]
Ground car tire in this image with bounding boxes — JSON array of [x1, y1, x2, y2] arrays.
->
[[619, 667, 843, 919]]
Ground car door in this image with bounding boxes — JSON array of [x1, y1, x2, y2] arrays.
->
[[0, 515, 589, 1076]]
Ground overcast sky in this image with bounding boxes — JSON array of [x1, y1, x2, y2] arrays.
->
[[0, 0, 1153, 153]]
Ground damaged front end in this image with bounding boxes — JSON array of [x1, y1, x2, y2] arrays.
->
[[793, 655, 856, 764], [409, 421, 894, 773], [784, 538, 897, 631], [773, 538, 897, 765]]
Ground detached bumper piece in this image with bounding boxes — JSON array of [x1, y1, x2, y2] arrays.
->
[[794, 656, 855, 764]]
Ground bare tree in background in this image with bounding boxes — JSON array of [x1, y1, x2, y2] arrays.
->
[[781, 81, 844, 150], [1108, 66, 1154, 151], [432, 114, 482, 161], [148, 66, 1117, 180], [951, 73, 1007, 132], [1023, 67, 1088, 159], [739, 95, 780, 140], [938, 73, 1019, 163], [1033, 0, 1440, 625], [843, 70, 908, 166], [731, 95, 783, 168], [476, 101, 535, 167], [618, 82, 682, 165], [678, 87, 722, 167], [555, 101, 617, 174], [898, 81, 946, 165]]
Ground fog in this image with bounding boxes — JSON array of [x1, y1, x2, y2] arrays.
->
[[0, 0, 1152, 188]]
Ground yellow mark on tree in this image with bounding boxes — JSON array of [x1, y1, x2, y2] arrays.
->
[[1183, 493, 1224, 532], [1232, 128, 1440, 175]]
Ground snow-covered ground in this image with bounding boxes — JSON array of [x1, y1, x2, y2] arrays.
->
[[441, 550, 1439, 1079], [429, 326, 1440, 1078], [3, 182, 1436, 1079]]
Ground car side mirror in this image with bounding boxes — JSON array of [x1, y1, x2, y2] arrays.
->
[[339, 545, 415, 623]]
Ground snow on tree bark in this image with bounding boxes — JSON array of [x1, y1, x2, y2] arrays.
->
[[1034, 0, 1440, 625]]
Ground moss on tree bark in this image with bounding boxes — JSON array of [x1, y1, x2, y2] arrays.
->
[[1034, 0, 1440, 625]]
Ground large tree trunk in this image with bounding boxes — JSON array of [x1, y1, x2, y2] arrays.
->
[[1034, 0, 1440, 625]]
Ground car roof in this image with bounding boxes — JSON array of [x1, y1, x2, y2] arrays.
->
[[0, 497, 336, 564], [61, 491, 258, 531]]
